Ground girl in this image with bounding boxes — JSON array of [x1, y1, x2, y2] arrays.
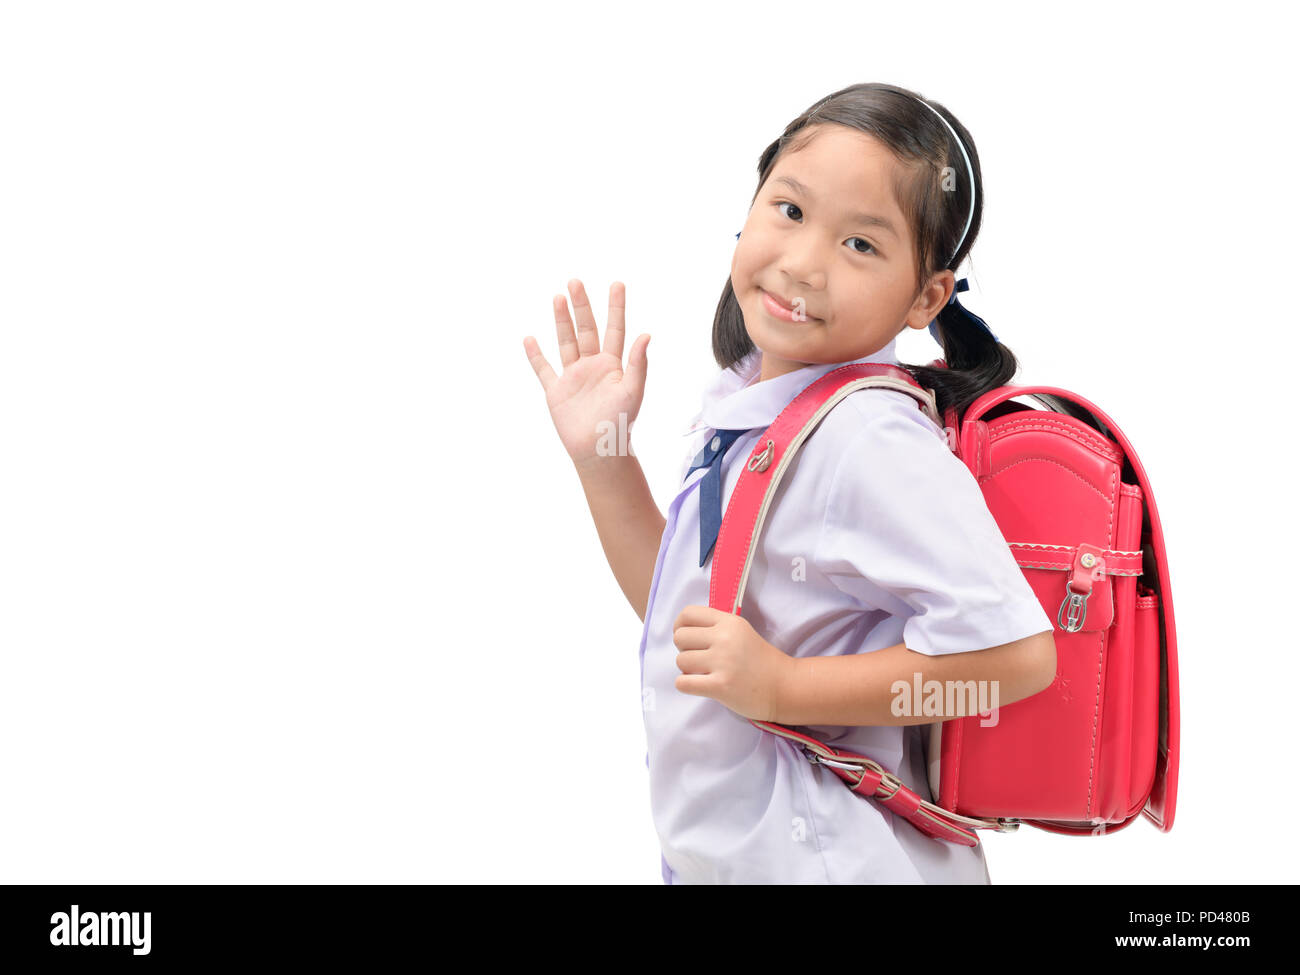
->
[[523, 82, 1056, 884]]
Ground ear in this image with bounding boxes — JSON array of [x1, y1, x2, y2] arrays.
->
[[905, 270, 956, 331]]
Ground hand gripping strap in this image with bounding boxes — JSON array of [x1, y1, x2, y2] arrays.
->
[[707, 363, 1012, 846]]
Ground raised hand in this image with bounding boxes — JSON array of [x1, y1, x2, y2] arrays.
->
[[523, 279, 651, 470]]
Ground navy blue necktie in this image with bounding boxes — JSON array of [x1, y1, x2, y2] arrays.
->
[[684, 427, 749, 567]]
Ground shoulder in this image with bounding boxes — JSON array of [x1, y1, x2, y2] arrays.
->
[[805, 384, 985, 537], [795, 384, 948, 481], [834, 385, 945, 442], [772, 385, 951, 541]]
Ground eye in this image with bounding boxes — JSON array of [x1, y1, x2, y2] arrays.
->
[[773, 201, 877, 256]]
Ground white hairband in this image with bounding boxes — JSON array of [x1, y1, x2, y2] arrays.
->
[[913, 98, 976, 269]]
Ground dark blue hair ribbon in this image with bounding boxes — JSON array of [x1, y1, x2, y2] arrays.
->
[[927, 277, 998, 345]]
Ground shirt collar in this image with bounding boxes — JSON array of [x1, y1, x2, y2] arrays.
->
[[683, 337, 900, 435]]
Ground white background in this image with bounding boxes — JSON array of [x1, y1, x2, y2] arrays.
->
[[2, 0, 1296, 885]]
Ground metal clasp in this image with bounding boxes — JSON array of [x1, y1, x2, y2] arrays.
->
[[747, 439, 774, 472], [1057, 588, 1089, 633], [802, 748, 864, 772], [1056, 542, 1105, 633]]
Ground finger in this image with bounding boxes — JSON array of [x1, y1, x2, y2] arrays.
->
[[553, 293, 580, 369], [674, 604, 721, 630], [623, 333, 650, 394], [603, 281, 626, 361], [568, 279, 600, 357], [522, 335, 557, 394], [671, 625, 711, 652], [675, 674, 715, 698], [675, 649, 711, 675]]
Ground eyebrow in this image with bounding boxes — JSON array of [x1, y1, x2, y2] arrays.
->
[[772, 175, 900, 239]]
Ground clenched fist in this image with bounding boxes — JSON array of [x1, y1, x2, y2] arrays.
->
[[672, 605, 794, 723]]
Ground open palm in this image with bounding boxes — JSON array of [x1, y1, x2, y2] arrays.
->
[[523, 279, 651, 469]]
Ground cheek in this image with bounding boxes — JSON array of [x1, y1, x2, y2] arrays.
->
[[730, 246, 753, 291], [732, 235, 768, 281]]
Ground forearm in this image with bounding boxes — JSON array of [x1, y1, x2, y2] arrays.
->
[[574, 453, 667, 622], [775, 634, 1055, 727]]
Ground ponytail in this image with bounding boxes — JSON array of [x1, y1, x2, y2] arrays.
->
[[903, 294, 1018, 420]]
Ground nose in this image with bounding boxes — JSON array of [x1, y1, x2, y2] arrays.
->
[[778, 236, 827, 292]]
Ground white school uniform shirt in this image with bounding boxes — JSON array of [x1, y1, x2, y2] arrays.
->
[[638, 337, 1054, 884]]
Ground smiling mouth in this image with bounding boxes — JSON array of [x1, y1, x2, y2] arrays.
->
[[761, 289, 818, 323]]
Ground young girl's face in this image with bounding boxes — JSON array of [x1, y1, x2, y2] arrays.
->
[[731, 123, 954, 382]]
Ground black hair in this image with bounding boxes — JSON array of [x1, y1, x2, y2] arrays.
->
[[712, 81, 1019, 420]]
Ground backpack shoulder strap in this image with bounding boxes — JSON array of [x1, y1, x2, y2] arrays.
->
[[708, 361, 938, 616], [707, 360, 1010, 846]]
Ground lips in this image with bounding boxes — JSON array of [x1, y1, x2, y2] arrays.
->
[[765, 289, 797, 312], [761, 288, 817, 323]]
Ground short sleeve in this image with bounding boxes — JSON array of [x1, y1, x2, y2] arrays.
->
[[812, 402, 1053, 655]]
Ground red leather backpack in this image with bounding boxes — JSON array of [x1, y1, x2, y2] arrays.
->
[[709, 358, 1180, 846]]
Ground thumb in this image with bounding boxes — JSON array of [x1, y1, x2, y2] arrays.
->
[[625, 334, 650, 390]]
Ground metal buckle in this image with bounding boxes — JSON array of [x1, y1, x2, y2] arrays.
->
[[1057, 588, 1088, 633], [802, 748, 865, 772]]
